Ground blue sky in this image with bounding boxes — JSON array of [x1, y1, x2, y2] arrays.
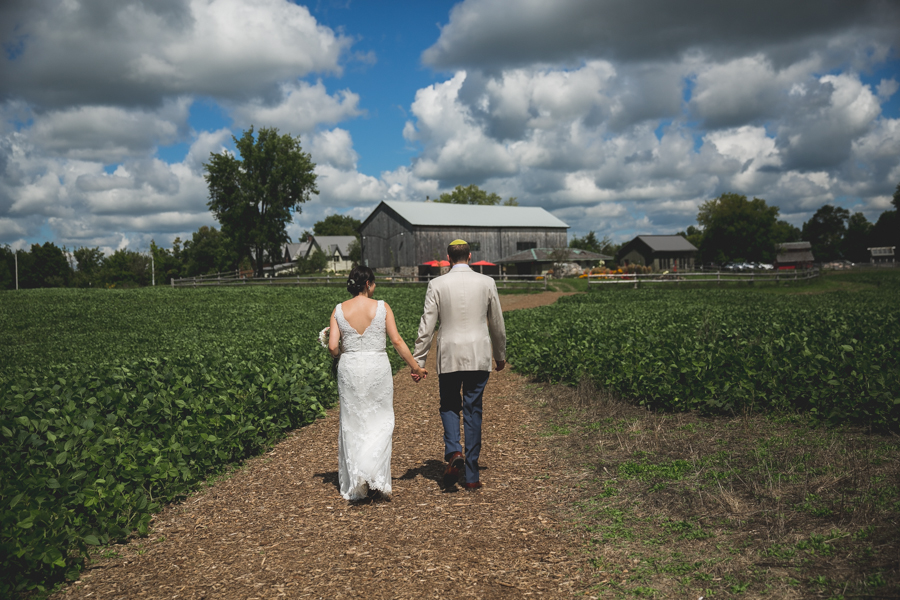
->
[[1, 0, 898, 255]]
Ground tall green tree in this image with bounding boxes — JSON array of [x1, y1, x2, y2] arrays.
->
[[802, 204, 850, 262], [72, 246, 104, 287], [180, 226, 237, 276], [842, 212, 873, 263], [696, 193, 781, 264], [99, 249, 150, 287], [676, 225, 703, 250], [435, 184, 518, 206], [20, 242, 71, 288], [772, 220, 801, 245], [204, 126, 318, 277], [569, 231, 617, 256], [313, 214, 361, 236], [0, 245, 15, 290]]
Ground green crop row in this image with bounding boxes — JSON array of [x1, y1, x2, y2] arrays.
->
[[0, 286, 427, 595], [506, 283, 900, 428]]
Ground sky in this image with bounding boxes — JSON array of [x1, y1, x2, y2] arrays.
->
[[1, 0, 899, 256]]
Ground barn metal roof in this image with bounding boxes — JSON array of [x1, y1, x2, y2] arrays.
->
[[376, 201, 569, 229], [633, 235, 698, 252]]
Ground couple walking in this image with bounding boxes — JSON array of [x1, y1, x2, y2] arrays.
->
[[327, 239, 506, 501]]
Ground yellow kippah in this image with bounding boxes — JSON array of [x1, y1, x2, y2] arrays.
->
[[449, 239, 467, 245]]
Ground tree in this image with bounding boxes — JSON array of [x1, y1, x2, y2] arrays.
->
[[204, 126, 318, 277], [676, 225, 703, 250], [696, 193, 781, 264], [180, 226, 237, 276], [295, 248, 328, 274], [870, 209, 899, 249], [347, 238, 361, 266], [0, 245, 15, 290], [99, 249, 151, 287], [570, 231, 618, 256], [20, 242, 71, 288], [435, 185, 518, 206], [802, 204, 850, 262], [772, 220, 801, 245], [313, 214, 361, 237], [72, 246, 104, 287], [149, 240, 184, 285], [842, 212, 873, 263]]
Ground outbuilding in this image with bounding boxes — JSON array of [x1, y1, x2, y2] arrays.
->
[[616, 235, 697, 271], [359, 201, 569, 272], [497, 248, 610, 276], [775, 241, 815, 270], [868, 246, 895, 264]]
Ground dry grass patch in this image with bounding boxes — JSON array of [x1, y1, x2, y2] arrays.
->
[[535, 379, 900, 599]]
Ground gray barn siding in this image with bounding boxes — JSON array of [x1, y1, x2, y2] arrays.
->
[[414, 227, 566, 265], [360, 207, 414, 269]]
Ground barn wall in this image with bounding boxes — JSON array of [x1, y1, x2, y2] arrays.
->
[[414, 227, 567, 265], [359, 207, 414, 269]]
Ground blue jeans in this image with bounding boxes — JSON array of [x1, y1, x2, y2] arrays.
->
[[439, 370, 489, 484]]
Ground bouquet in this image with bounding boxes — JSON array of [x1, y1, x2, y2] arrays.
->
[[319, 326, 340, 378]]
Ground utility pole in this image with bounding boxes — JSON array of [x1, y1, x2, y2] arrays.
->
[[151, 251, 155, 286], [14, 250, 18, 290]]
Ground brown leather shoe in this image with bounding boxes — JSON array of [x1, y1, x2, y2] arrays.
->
[[442, 452, 464, 488], [463, 481, 483, 491]]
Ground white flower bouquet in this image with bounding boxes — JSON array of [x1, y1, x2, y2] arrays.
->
[[318, 327, 330, 349]]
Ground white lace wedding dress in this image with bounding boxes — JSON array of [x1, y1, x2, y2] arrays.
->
[[334, 300, 394, 500]]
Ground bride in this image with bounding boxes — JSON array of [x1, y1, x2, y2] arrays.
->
[[328, 266, 427, 501]]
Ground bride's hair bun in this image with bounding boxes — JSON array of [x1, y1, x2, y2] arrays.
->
[[347, 266, 375, 296]]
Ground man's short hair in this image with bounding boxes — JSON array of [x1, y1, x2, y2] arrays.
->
[[448, 241, 470, 263]]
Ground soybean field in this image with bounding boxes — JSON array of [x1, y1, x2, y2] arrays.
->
[[0, 286, 425, 595], [507, 270, 900, 429]]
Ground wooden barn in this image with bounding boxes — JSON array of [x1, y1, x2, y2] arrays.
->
[[775, 241, 815, 270], [359, 201, 568, 270], [616, 235, 698, 271]]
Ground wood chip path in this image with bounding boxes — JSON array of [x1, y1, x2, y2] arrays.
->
[[57, 292, 587, 599]]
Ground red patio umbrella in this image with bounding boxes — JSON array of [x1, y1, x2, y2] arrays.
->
[[470, 260, 496, 266], [422, 260, 451, 267]]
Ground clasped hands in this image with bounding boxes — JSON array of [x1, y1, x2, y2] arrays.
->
[[410, 365, 427, 383], [410, 359, 505, 383]]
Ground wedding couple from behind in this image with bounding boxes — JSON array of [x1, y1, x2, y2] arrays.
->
[[327, 239, 506, 501]]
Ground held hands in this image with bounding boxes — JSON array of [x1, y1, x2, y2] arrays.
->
[[411, 365, 427, 383], [495, 359, 505, 372]]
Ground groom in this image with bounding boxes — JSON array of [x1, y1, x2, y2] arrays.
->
[[413, 239, 506, 490]]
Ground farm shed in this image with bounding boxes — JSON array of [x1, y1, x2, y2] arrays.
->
[[359, 201, 568, 270], [616, 235, 697, 271], [497, 248, 610, 276], [775, 242, 815, 269], [868, 246, 895, 264]]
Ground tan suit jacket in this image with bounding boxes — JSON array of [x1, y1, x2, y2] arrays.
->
[[413, 265, 506, 375]]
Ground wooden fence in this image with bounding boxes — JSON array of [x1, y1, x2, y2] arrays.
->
[[587, 268, 820, 287], [172, 272, 548, 290]]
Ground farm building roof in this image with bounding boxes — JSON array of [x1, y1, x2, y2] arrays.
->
[[776, 241, 814, 264], [283, 241, 313, 261], [632, 235, 698, 252], [498, 248, 611, 263], [313, 235, 357, 257], [372, 200, 569, 229]]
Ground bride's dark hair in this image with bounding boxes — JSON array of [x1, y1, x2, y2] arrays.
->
[[346, 266, 375, 296]]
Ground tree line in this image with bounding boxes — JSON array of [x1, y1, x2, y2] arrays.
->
[[0, 213, 363, 291], [570, 186, 900, 265]]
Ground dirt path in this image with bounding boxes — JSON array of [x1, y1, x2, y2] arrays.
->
[[57, 293, 586, 600]]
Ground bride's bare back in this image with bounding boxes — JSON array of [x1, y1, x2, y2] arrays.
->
[[339, 296, 379, 335]]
